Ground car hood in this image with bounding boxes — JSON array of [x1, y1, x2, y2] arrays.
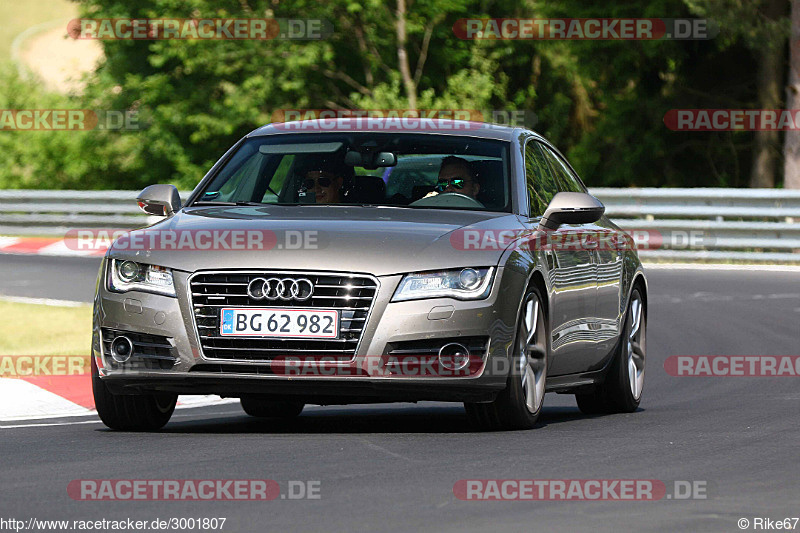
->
[[109, 206, 525, 276]]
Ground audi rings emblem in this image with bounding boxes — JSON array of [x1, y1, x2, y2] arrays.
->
[[247, 277, 314, 301]]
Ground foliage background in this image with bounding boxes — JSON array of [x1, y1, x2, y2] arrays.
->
[[0, 0, 790, 190]]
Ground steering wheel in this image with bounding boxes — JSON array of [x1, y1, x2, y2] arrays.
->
[[409, 192, 484, 208]]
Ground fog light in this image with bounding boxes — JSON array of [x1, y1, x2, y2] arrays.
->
[[438, 343, 470, 371], [110, 336, 134, 363]]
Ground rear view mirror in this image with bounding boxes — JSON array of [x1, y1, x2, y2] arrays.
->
[[344, 151, 397, 169], [373, 152, 397, 166], [539, 192, 604, 230], [137, 184, 181, 216]]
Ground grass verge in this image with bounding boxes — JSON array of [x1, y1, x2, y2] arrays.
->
[[0, 300, 91, 356]]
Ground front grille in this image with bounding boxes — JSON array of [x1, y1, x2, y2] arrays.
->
[[190, 271, 379, 362]]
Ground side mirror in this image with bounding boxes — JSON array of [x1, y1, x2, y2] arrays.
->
[[137, 184, 181, 216], [539, 192, 604, 230]]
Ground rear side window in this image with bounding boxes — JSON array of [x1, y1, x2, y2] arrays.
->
[[524, 141, 558, 217], [540, 145, 585, 193]]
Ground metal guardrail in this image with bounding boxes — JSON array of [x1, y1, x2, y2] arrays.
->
[[0, 190, 190, 235], [1, 188, 799, 263], [591, 188, 800, 263]]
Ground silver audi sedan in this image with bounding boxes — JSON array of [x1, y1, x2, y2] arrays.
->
[[91, 118, 647, 431]]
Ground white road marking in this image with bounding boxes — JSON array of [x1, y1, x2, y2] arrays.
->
[[0, 294, 90, 307], [1, 419, 103, 429], [1, 407, 245, 429], [176, 396, 239, 408]]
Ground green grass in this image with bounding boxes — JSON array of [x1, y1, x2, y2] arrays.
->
[[0, 300, 92, 356], [0, 0, 78, 61]]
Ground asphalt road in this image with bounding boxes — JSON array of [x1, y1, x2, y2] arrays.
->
[[1, 257, 799, 533], [0, 254, 100, 303]]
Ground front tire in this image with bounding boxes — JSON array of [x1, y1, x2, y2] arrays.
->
[[465, 285, 548, 431], [92, 357, 177, 431], [576, 287, 646, 414]]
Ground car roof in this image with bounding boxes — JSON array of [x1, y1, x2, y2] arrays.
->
[[247, 118, 529, 142]]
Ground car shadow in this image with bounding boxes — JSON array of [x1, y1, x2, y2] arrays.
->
[[96, 403, 644, 435]]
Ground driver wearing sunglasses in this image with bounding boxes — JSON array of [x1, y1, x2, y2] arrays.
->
[[425, 156, 480, 200]]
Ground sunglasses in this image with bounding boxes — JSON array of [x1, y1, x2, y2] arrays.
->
[[435, 177, 469, 191], [302, 176, 334, 189]]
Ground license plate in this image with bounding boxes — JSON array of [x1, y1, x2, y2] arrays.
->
[[219, 308, 339, 338]]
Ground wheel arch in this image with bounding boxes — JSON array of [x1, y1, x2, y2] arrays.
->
[[528, 269, 550, 320], [630, 271, 648, 320], [504, 266, 551, 380]]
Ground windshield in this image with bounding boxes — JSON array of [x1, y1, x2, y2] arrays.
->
[[191, 133, 511, 212]]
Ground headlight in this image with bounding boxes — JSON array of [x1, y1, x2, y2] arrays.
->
[[392, 267, 494, 302], [108, 259, 176, 297]]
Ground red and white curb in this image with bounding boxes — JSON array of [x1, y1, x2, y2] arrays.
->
[[0, 236, 107, 257], [0, 375, 237, 422]]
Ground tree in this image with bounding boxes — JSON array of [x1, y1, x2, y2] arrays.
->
[[1, 0, 790, 190], [784, 0, 800, 188], [686, 0, 790, 188]]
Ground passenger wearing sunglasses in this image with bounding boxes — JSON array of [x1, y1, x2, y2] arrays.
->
[[302, 171, 344, 204], [424, 156, 480, 200]]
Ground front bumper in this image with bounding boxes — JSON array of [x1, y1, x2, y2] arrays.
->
[[93, 260, 525, 403]]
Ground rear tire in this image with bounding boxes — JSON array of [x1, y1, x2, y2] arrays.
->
[[240, 397, 304, 418], [92, 357, 177, 431], [465, 284, 548, 431], [576, 287, 646, 415]]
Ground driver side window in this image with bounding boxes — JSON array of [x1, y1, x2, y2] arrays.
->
[[540, 145, 585, 193], [525, 141, 558, 217]]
